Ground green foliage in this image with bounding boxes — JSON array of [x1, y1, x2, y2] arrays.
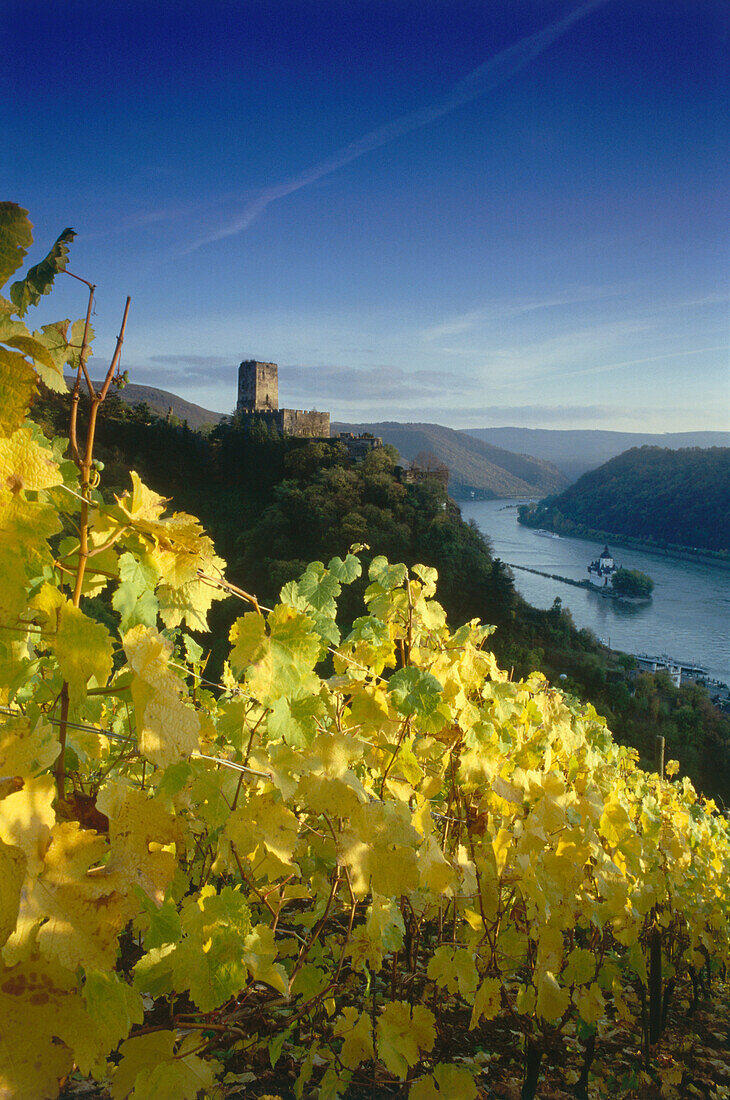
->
[[520, 445, 730, 554], [611, 566, 654, 598], [10, 227, 76, 317]]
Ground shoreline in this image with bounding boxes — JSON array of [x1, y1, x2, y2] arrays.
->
[[515, 520, 729, 570]]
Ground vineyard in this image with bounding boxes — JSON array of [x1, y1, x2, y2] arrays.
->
[[0, 203, 728, 1100]]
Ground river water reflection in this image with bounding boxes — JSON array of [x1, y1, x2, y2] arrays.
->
[[461, 499, 730, 684]]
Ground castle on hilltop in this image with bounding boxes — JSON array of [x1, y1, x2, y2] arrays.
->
[[236, 360, 330, 438]]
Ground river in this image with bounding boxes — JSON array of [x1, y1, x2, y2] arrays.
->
[[460, 499, 730, 685]]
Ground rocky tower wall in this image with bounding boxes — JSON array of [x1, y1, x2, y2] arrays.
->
[[237, 360, 279, 411]]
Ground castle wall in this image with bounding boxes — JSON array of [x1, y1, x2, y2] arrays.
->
[[236, 409, 330, 439], [280, 409, 330, 438], [237, 360, 278, 411]]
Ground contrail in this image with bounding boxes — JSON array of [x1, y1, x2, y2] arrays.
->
[[187, 0, 608, 252]]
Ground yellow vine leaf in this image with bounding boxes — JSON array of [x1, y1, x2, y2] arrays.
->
[[0, 839, 25, 949], [295, 772, 366, 821], [0, 715, 58, 777], [563, 946, 596, 987], [0, 956, 90, 1100], [0, 493, 60, 583], [117, 471, 168, 523], [427, 946, 478, 1001], [340, 801, 420, 898], [418, 834, 456, 896], [17, 821, 131, 972], [97, 784, 179, 906], [28, 322, 70, 391], [0, 346, 37, 438], [229, 611, 268, 677], [111, 1030, 214, 1100], [346, 893, 404, 973], [115, 472, 228, 631], [0, 203, 33, 286], [377, 1001, 436, 1079], [0, 773, 55, 878], [224, 793, 300, 875], [334, 1006, 374, 1069], [231, 604, 321, 704], [31, 584, 113, 704], [574, 981, 606, 1025], [535, 970, 571, 1022], [79, 970, 143, 1076], [469, 975, 502, 1027], [410, 1064, 477, 1100], [140, 692, 200, 769], [516, 982, 537, 1015], [0, 424, 61, 496], [124, 626, 200, 767], [156, 569, 226, 631]]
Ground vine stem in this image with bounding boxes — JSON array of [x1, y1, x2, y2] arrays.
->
[[379, 715, 410, 798], [55, 292, 131, 800]]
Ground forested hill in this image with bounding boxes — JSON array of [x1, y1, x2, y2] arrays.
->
[[333, 420, 567, 498], [68, 378, 226, 430], [462, 426, 730, 482], [522, 446, 730, 553]]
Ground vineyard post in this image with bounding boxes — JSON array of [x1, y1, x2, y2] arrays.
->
[[655, 735, 665, 779]]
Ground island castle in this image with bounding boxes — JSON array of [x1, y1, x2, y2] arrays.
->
[[236, 360, 330, 438]]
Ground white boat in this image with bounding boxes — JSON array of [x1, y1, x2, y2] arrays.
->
[[535, 529, 560, 539]]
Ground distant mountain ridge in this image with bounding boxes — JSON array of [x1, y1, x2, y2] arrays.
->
[[462, 426, 730, 482], [68, 378, 567, 499], [333, 420, 567, 499], [77, 378, 728, 502]]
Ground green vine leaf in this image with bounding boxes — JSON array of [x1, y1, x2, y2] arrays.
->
[[9, 227, 76, 317]]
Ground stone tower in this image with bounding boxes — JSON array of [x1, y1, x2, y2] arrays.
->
[[237, 360, 279, 412], [235, 357, 330, 437]]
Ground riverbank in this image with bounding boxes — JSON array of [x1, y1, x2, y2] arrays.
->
[[506, 561, 651, 603], [517, 513, 730, 570]]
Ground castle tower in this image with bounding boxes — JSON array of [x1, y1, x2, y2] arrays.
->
[[237, 360, 279, 412]]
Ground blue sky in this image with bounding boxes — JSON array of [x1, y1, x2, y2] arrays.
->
[[5, 0, 728, 430]]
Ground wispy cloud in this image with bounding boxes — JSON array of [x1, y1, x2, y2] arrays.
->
[[279, 363, 479, 408], [149, 354, 230, 369], [77, 205, 194, 242], [185, 0, 608, 252], [552, 344, 729, 382], [421, 286, 627, 342]]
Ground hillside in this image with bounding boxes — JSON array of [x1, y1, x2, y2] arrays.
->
[[72, 384, 567, 499], [333, 420, 567, 498], [520, 446, 730, 553], [32, 385, 730, 801], [67, 378, 226, 430], [462, 426, 730, 482]]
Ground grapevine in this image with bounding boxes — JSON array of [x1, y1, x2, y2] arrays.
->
[[0, 204, 728, 1099]]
